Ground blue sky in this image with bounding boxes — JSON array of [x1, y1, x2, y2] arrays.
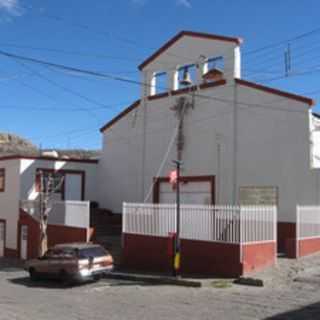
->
[[0, 0, 320, 150]]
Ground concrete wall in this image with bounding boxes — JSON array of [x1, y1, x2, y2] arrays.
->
[[0, 159, 20, 250], [236, 85, 319, 223], [98, 83, 234, 213]]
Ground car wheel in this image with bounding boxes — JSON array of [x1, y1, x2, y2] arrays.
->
[[29, 268, 38, 281], [93, 274, 101, 281], [59, 270, 69, 283]]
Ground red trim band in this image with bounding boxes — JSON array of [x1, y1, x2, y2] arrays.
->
[[235, 78, 315, 106]]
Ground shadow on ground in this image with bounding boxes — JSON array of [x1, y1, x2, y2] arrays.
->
[[0, 258, 24, 272], [8, 276, 158, 289], [264, 302, 320, 320]]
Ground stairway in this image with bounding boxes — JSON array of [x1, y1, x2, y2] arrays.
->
[[90, 208, 122, 266]]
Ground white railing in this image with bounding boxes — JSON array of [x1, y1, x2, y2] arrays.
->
[[123, 203, 277, 244], [297, 205, 320, 240], [123, 203, 176, 237], [20, 200, 90, 229], [20, 200, 41, 219]]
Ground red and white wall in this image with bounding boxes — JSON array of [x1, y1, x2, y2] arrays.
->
[[0, 156, 98, 259]]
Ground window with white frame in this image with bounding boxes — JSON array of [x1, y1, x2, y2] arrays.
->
[[152, 72, 168, 95]]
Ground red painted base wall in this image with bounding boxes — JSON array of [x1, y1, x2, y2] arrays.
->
[[278, 222, 296, 258], [298, 238, 320, 258], [180, 239, 242, 277], [122, 233, 278, 277], [242, 242, 276, 274], [122, 233, 173, 273], [18, 210, 91, 259]]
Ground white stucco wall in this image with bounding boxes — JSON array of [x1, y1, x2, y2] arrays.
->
[[98, 81, 317, 223], [0, 159, 21, 249], [98, 83, 235, 213], [236, 85, 319, 223]]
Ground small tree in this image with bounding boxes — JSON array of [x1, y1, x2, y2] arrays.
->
[[38, 170, 64, 256]]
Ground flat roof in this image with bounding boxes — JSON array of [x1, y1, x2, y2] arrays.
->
[[0, 155, 98, 164]]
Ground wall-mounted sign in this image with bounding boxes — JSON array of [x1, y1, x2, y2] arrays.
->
[[239, 186, 278, 206]]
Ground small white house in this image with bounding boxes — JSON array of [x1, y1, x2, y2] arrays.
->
[[98, 30, 319, 256], [0, 155, 98, 259]]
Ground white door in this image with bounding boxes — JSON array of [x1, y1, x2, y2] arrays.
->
[[64, 173, 82, 201], [20, 225, 28, 260], [0, 222, 4, 258], [159, 181, 212, 205]]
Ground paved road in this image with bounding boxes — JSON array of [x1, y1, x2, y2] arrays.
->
[[1, 258, 320, 320]]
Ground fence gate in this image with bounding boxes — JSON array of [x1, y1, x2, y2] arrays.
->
[[20, 225, 28, 260], [0, 221, 4, 257]]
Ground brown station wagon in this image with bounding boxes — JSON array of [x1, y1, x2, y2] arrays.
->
[[25, 243, 114, 282]]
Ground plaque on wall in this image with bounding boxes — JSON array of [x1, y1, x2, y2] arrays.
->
[[239, 186, 278, 206]]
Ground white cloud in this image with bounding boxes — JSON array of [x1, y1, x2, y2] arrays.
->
[[0, 0, 22, 16], [176, 0, 192, 8]]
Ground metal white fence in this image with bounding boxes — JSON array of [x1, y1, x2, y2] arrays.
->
[[296, 205, 320, 240], [20, 200, 90, 229], [123, 203, 277, 244]]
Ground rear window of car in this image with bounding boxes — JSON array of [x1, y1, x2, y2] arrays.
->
[[45, 248, 76, 259], [78, 246, 108, 259]]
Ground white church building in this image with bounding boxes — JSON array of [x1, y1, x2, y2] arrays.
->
[[98, 30, 319, 256]]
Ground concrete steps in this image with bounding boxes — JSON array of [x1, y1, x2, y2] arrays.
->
[[90, 208, 122, 265]]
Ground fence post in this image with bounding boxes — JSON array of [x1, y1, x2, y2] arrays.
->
[[239, 206, 243, 264], [296, 205, 299, 259], [122, 202, 127, 250], [274, 206, 277, 265]]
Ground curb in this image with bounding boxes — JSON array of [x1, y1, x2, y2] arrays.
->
[[104, 272, 202, 288], [234, 277, 264, 287]]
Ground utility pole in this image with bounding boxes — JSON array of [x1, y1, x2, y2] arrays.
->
[[172, 159, 182, 276]]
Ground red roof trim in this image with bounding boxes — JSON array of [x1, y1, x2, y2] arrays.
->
[[148, 92, 169, 101], [0, 155, 98, 164], [199, 79, 226, 90], [235, 79, 315, 106], [138, 30, 242, 71], [99, 99, 140, 132]]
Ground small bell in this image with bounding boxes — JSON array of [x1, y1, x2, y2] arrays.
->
[[179, 67, 193, 86]]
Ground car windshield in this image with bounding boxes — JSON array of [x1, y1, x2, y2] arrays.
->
[[78, 246, 108, 259]]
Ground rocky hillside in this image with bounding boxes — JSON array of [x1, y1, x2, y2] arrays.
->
[[0, 133, 100, 159]]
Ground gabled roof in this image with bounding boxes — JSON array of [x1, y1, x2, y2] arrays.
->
[[235, 79, 315, 106], [138, 30, 243, 71]]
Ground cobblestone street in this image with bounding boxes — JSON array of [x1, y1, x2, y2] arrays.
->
[[1, 257, 320, 320]]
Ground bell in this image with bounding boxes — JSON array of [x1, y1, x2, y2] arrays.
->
[[179, 67, 193, 86]]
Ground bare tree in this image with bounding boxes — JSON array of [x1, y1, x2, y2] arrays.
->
[[38, 170, 64, 256]]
